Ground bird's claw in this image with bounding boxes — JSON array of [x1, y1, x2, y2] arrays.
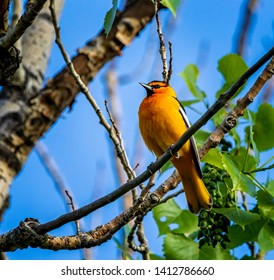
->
[[168, 144, 180, 159]]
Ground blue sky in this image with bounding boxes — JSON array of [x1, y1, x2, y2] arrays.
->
[[1, 0, 274, 260]]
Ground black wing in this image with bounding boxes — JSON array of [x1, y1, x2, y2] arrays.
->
[[176, 98, 203, 178]]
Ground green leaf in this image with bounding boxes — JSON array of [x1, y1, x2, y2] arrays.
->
[[230, 147, 257, 173], [194, 129, 211, 148], [216, 54, 248, 98], [160, 160, 173, 174], [180, 99, 200, 107], [104, 0, 118, 36], [247, 110, 260, 164], [163, 233, 199, 259], [214, 208, 260, 228], [267, 180, 274, 197], [258, 220, 274, 254], [204, 151, 257, 196], [257, 181, 274, 220], [201, 148, 224, 169], [222, 153, 256, 196], [149, 253, 165, 260], [211, 107, 230, 127], [257, 190, 274, 220], [113, 224, 133, 259], [199, 244, 234, 260], [228, 219, 267, 249], [160, 0, 181, 16], [153, 199, 198, 236], [253, 103, 274, 151], [229, 128, 241, 148], [179, 64, 206, 101]]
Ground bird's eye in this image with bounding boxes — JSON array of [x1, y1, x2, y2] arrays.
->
[[153, 85, 160, 89]]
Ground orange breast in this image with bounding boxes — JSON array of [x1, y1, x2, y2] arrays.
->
[[138, 93, 191, 159]]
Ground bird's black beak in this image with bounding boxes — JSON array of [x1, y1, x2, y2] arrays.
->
[[139, 82, 153, 96]]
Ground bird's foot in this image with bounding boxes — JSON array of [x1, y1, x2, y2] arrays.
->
[[168, 144, 180, 159]]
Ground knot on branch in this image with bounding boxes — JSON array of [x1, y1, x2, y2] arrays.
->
[[136, 192, 159, 214], [0, 218, 47, 252], [18, 218, 46, 248], [224, 116, 237, 131], [149, 193, 160, 205]]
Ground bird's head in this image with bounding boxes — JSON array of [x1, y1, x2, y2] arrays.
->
[[139, 81, 175, 97]]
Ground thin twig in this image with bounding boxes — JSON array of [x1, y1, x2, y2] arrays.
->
[[104, 71, 138, 258], [135, 219, 150, 260], [0, 0, 48, 49], [65, 190, 81, 234], [139, 172, 157, 200], [119, 6, 178, 84], [126, 173, 156, 259], [154, 0, 168, 82], [247, 163, 274, 174], [49, 0, 135, 182], [167, 41, 173, 83], [35, 142, 83, 235], [35, 142, 78, 212], [127, 215, 150, 260], [159, 188, 185, 205], [104, 81, 138, 205], [104, 99, 135, 183], [235, 0, 257, 56], [35, 141, 91, 258], [105, 65, 150, 258]]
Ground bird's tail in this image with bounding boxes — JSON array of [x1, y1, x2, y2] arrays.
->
[[181, 174, 212, 214], [172, 159, 212, 214]]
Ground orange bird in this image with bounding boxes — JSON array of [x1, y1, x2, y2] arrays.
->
[[138, 81, 212, 213]]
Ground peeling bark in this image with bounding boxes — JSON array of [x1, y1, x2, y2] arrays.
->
[[0, 0, 65, 217]]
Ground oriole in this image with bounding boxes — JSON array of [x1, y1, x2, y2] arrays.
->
[[138, 81, 212, 214]]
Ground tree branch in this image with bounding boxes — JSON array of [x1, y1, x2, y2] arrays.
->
[[0, 167, 179, 252], [0, 0, 48, 49]]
